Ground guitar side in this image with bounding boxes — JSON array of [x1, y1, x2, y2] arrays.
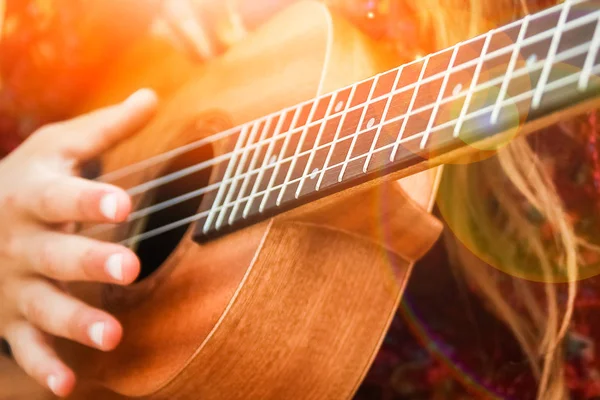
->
[[1, 2, 442, 399]]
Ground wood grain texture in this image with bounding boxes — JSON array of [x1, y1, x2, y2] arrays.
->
[[0, 2, 442, 399], [151, 221, 415, 400]]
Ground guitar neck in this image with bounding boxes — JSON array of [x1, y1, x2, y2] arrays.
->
[[192, 0, 600, 243]]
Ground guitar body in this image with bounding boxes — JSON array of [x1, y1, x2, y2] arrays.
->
[[1, 2, 442, 399]]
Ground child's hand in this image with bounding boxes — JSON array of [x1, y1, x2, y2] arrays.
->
[[0, 89, 157, 397]]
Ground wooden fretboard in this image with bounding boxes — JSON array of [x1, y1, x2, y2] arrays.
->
[[189, 0, 600, 243]]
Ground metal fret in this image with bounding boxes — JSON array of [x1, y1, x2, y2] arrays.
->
[[275, 100, 319, 206], [215, 122, 261, 228], [243, 111, 288, 218], [202, 125, 249, 233], [258, 106, 303, 212], [420, 45, 460, 149], [228, 117, 273, 223], [453, 29, 494, 138], [390, 55, 430, 161], [531, 0, 572, 109], [338, 76, 379, 182], [196, 0, 600, 243], [295, 92, 339, 198], [198, 54, 600, 242], [363, 67, 403, 172], [315, 84, 357, 191], [491, 16, 530, 123], [579, 13, 600, 90], [190, 2, 595, 191]]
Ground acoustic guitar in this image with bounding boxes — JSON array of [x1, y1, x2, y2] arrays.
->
[[5, 0, 600, 398]]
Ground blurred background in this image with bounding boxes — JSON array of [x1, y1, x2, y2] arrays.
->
[[0, 0, 434, 157]]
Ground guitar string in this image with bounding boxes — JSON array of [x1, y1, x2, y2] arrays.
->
[[106, 6, 598, 208], [82, 34, 596, 239], [97, 0, 585, 193], [85, 40, 599, 244], [116, 63, 600, 246], [81, 27, 596, 238], [98, 0, 579, 186]]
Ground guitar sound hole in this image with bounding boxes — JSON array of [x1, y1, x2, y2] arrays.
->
[[133, 143, 213, 282]]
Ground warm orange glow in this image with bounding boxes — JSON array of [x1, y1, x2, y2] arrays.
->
[[0, 0, 5, 42]]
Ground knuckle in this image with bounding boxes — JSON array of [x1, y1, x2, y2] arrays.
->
[[0, 278, 12, 301], [0, 191, 17, 210], [0, 233, 20, 260], [80, 246, 96, 281], [38, 242, 60, 278], [38, 185, 57, 219], [23, 296, 47, 328], [0, 281, 16, 316], [74, 187, 89, 219], [66, 306, 87, 341], [3, 322, 21, 344], [9, 332, 46, 380]]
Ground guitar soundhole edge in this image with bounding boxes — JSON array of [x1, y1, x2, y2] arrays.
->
[[133, 143, 214, 282]]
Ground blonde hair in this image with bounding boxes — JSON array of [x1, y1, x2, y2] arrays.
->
[[419, 0, 582, 398]]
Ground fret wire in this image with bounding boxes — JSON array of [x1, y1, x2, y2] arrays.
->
[[276, 99, 320, 206], [253, 40, 593, 205], [363, 66, 404, 173], [420, 44, 461, 150], [140, 59, 600, 247], [532, 0, 573, 109], [149, 36, 598, 224], [121, 5, 600, 196], [295, 92, 339, 198], [100, 0, 584, 186], [315, 85, 358, 191], [491, 15, 531, 124], [579, 12, 600, 90], [338, 76, 380, 182], [96, 4, 597, 234], [215, 121, 262, 229], [389, 55, 430, 161], [202, 125, 250, 233], [319, 40, 591, 194], [149, 36, 598, 227], [247, 8, 600, 165], [275, 63, 598, 202], [228, 116, 273, 224], [269, 8, 596, 162], [453, 29, 495, 138], [258, 105, 303, 212], [243, 110, 288, 218]]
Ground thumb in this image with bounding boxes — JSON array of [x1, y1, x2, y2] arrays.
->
[[36, 89, 158, 162]]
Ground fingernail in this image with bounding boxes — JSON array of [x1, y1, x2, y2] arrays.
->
[[47, 374, 60, 395], [105, 253, 124, 282], [88, 322, 105, 348], [124, 88, 156, 107], [100, 193, 118, 220]]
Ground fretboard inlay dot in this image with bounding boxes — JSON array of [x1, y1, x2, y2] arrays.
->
[[452, 83, 462, 97], [310, 168, 319, 180], [194, 0, 600, 245]]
